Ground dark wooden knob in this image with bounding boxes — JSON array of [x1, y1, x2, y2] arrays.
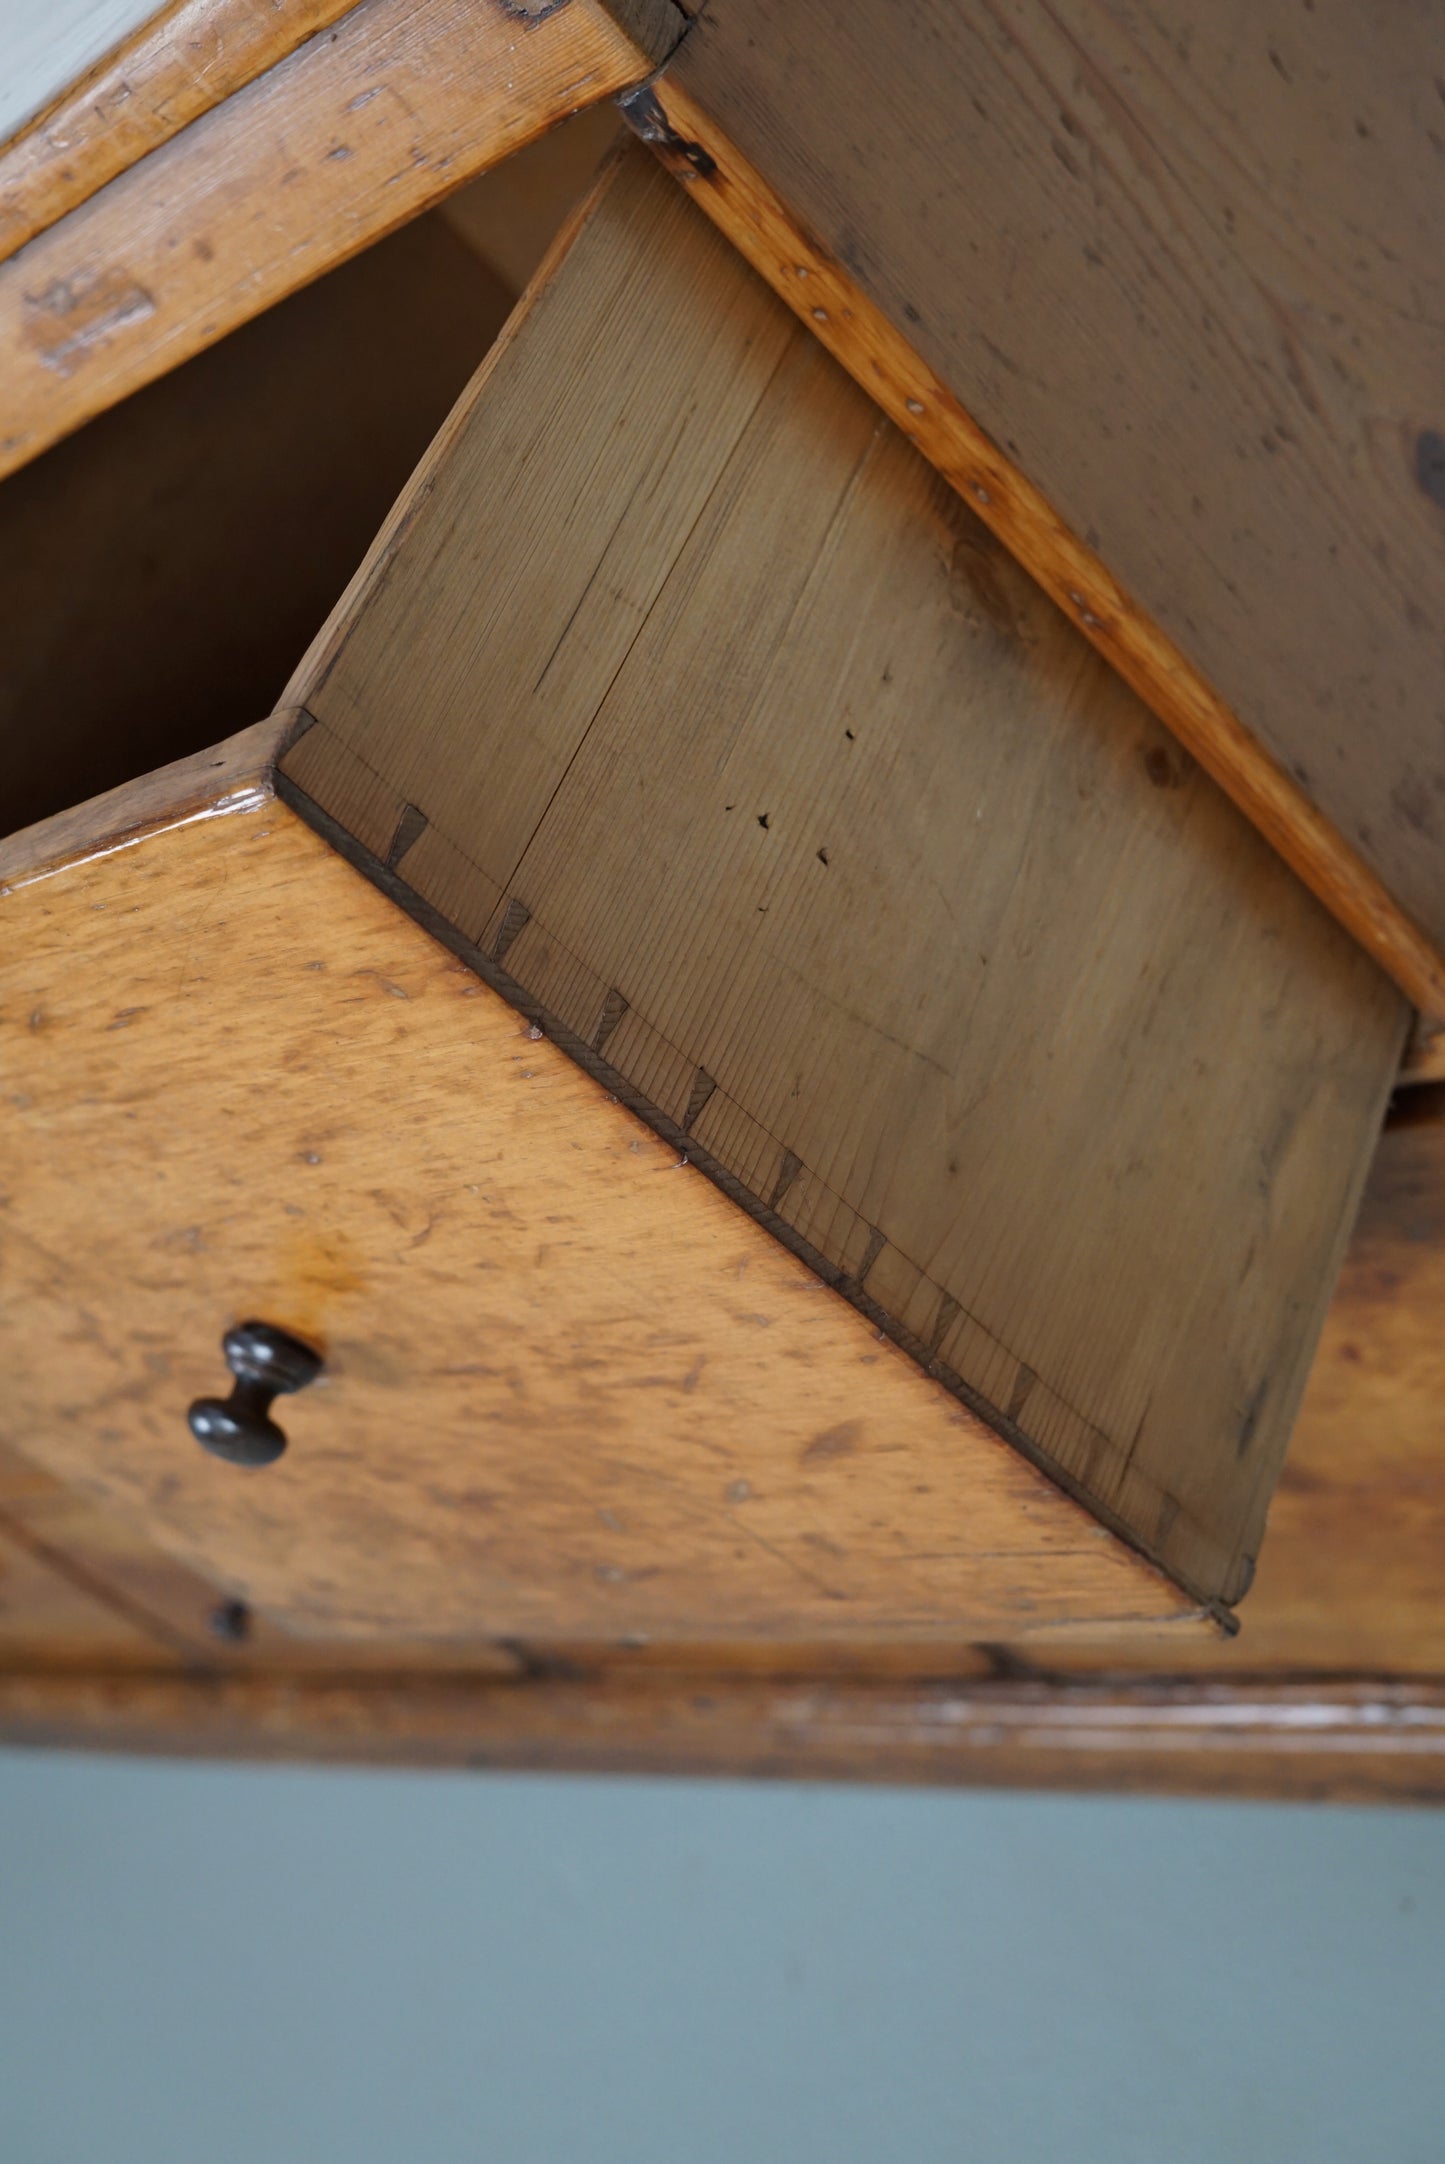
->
[[187, 1321, 323, 1467]]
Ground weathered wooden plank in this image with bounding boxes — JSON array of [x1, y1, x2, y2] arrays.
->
[[643, 3, 1445, 1015], [0, 738, 1193, 1642], [2, 1669, 1442, 1804], [0, 0, 683, 479], [0, 713, 290, 890], [1027, 1098, 1445, 1678], [0, 0, 361, 264], [280, 147, 1406, 1609]]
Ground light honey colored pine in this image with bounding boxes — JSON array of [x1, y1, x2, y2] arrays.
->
[[2, 1668, 1443, 1805], [0, 1439, 528, 1672], [627, 67, 1445, 1012], [1026, 1102, 1445, 1678], [0, 0, 683, 479], [0, 729, 1195, 1644], [0, 0, 360, 263], [280, 146, 1407, 1609]]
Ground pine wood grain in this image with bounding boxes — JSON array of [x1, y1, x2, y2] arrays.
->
[[0, 751, 1194, 1644], [0, 0, 684, 480], [622, 91, 1445, 1032], [647, 4, 1445, 1017], [1025, 1103, 1445, 1679], [280, 146, 1407, 1610], [8, 968, 1426, 1676], [0, 1438, 526, 1671], [0, 0, 361, 264], [3, 1669, 1442, 1804]]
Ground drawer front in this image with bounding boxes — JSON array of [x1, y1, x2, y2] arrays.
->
[[0, 767, 1190, 1644], [278, 145, 1406, 1608]]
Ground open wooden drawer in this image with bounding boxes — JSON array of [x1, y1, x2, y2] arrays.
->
[[0, 139, 1408, 1665]]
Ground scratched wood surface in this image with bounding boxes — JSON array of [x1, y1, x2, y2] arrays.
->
[[655, 1, 1445, 1014], [0, 1438, 529, 1672], [0, 0, 361, 262], [0, 0, 159, 147], [0, 738, 1195, 1642], [0, 1440, 220, 1661], [280, 146, 1406, 1610], [0, 719, 1438, 1763], [0, 0, 683, 480]]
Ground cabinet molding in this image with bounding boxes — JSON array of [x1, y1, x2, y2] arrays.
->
[[3, 1669, 1443, 1806]]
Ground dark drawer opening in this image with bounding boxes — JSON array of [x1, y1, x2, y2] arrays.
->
[[0, 108, 617, 842]]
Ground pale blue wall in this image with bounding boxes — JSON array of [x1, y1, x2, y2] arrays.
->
[[0, 0, 162, 144], [2, 1750, 1442, 2164]]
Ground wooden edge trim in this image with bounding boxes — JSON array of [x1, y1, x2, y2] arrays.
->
[[0, 1498, 212, 1663], [0, 0, 684, 267], [0, 1436, 528, 1675], [2, 1669, 1442, 1801], [0, 711, 301, 891], [624, 78, 1445, 1022], [1401, 1015, 1445, 1085], [0, 0, 364, 265], [0, 0, 687, 484]]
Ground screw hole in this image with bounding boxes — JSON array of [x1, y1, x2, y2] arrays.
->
[[210, 1598, 252, 1644]]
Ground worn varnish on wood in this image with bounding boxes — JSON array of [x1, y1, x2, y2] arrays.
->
[[0, 0, 361, 263], [0, 749, 1439, 1776], [645, 1, 1445, 1015], [0, 722, 1196, 1643], [0, 0, 683, 479], [0, 1005, 1439, 1784], [0, 1437, 527, 1673], [279, 147, 1405, 1611]]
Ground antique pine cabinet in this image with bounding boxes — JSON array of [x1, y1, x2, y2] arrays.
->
[[0, 0, 1442, 1799]]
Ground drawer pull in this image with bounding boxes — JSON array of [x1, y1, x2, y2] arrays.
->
[[187, 1321, 322, 1468]]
